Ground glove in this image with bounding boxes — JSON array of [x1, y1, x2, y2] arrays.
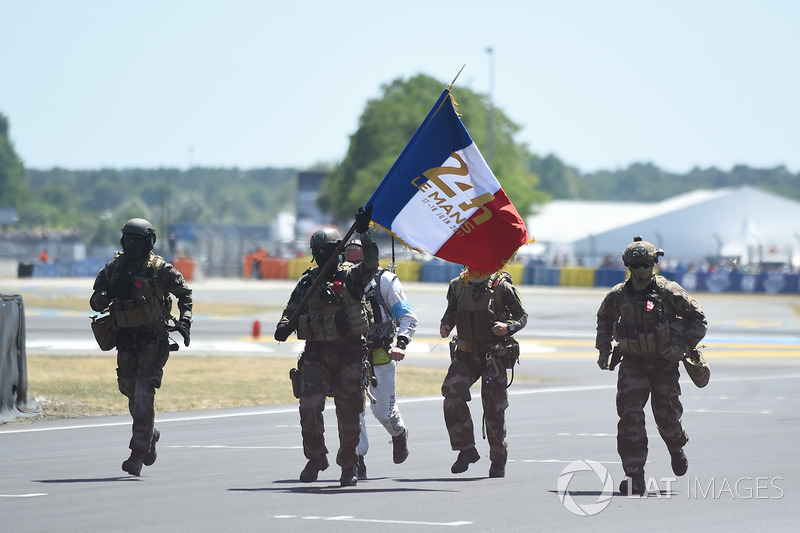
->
[[661, 343, 686, 364], [354, 204, 373, 234], [274, 322, 294, 342], [173, 319, 191, 347], [597, 351, 610, 370]]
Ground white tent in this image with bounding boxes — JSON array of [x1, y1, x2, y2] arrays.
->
[[524, 186, 800, 268]]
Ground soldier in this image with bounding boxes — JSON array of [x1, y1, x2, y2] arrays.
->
[[90, 218, 192, 476], [274, 207, 376, 487], [596, 236, 707, 495], [439, 270, 527, 478], [344, 239, 417, 480]]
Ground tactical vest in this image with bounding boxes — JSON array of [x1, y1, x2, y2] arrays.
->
[[296, 265, 372, 342], [109, 254, 173, 329], [453, 272, 511, 344], [612, 277, 672, 356]]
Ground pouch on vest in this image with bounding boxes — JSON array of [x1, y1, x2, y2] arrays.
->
[[111, 296, 163, 328], [91, 314, 117, 351], [345, 302, 370, 336], [297, 312, 342, 341], [502, 337, 520, 367], [289, 368, 301, 398]]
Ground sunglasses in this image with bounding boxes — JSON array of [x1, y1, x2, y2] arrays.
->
[[630, 262, 653, 269]]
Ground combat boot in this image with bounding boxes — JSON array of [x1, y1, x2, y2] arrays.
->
[[392, 429, 409, 464], [142, 428, 160, 466], [670, 448, 688, 476], [619, 474, 646, 496], [451, 447, 480, 474], [489, 459, 506, 478], [340, 466, 358, 487], [357, 455, 367, 480], [299, 456, 329, 483], [122, 450, 145, 476]]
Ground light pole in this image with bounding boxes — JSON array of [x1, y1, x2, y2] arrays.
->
[[486, 46, 495, 168]]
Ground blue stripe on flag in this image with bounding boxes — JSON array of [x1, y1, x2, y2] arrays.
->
[[366, 91, 472, 229]]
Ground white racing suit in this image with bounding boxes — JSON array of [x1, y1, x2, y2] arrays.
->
[[357, 268, 417, 456]]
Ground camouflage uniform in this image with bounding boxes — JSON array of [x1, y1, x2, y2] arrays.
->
[[596, 274, 707, 478], [90, 251, 192, 454], [277, 234, 378, 472], [440, 272, 527, 473]]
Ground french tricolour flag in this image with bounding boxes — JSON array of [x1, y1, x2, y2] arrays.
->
[[365, 90, 532, 274]]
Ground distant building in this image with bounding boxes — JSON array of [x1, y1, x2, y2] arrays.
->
[[295, 171, 333, 240], [524, 186, 800, 269]]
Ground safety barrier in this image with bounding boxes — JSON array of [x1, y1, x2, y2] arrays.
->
[[659, 270, 800, 294], [1, 295, 29, 421], [594, 268, 629, 287], [526, 266, 560, 286], [505, 264, 525, 285], [252, 257, 288, 280], [288, 257, 313, 280], [393, 261, 422, 282], [559, 266, 596, 287], [21, 258, 800, 293], [419, 261, 464, 283], [173, 258, 196, 281], [28, 259, 107, 278]]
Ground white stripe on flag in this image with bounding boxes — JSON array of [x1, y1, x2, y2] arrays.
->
[[390, 144, 501, 254]]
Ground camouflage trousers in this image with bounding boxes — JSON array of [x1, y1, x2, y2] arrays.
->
[[116, 327, 170, 453], [441, 349, 509, 463], [616, 355, 688, 476], [298, 340, 366, 468]]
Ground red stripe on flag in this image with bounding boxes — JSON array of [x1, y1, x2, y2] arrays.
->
[[435, 188, 529, 273]]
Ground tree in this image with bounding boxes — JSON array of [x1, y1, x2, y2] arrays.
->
[[318, 74, 548, 224], [529, 154, 586, 200], [0, 112, 27, 208]]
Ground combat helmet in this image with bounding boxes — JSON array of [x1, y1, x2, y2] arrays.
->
[[622, 236, 664, 266], [309, 227, 342, 249], [309, 227, 342, 267], [121, 218, 157, 247]]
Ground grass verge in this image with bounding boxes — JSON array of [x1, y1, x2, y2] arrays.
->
[[17, 354, 451, 423], [22, 297, 281, 317]]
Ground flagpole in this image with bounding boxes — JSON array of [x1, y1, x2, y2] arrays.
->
[[366, 66, 466, 209], [447, 64, 466, 91]]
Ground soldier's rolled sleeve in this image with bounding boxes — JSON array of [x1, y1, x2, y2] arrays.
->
[[665, 282, 708, 347], [595, 290, 618, 353], [500, 282, 527, 332], [161, 264, 193, 323], [89, 263, 113, 312], [439, 280, 458, 330]]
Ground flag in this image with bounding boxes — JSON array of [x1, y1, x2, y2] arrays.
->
[[365, 90, 532, 274]]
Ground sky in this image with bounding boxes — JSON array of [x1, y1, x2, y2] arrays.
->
[[2, 1, 799, 175]]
